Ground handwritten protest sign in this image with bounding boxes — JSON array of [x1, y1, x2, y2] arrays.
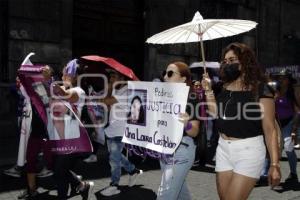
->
[[122, 81, 190, 155]]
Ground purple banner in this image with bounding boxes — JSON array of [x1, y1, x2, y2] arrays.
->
[[18, 67, 48, 124], [18, 65, 93, 155], [48, 126, 93, 155]]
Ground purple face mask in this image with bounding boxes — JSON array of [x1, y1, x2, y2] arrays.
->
[[64, 59, 78, 78]]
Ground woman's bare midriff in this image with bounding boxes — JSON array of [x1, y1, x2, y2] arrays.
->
[[220, 133, 240, 140]]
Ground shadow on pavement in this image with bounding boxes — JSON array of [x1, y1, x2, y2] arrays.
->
[[0, 171, 57, 193], [256, 180, 300, 193], [76, 155, 160, 181], [95, 184, 156, 200], [35, 191, 58, 200], [272, 181, 300, 193], [0, 155, 160, 196]]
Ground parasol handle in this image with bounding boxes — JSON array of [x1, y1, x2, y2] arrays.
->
[[197, 24, 206, 74], [200, 37, 206, 74]]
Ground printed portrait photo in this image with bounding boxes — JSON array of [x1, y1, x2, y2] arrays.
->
[[127, 89, 147, 126], [48, 99, 80, 140]]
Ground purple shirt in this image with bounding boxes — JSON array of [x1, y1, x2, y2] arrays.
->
[[275, 95, 294, 119]]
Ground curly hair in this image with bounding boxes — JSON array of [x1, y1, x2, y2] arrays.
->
[[220, 42, 266, 92]]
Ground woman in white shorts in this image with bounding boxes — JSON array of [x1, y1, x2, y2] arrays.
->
[[202, 42, 281, 200]]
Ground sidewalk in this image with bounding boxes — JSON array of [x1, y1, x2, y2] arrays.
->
[[0, 151, 300, 200]]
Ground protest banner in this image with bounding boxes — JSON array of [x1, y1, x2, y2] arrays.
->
[[122, 81, 190, 155], [265, 65, 300, 80], [17, 53, 92, 155]]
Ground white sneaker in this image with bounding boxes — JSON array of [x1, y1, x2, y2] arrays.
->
[[83, 154, 97, 163], [37, 167, 53, 178], [128, 169, 143, 187], [294, 144, 300, 149], [3, 165, 22, 178], [193, 159, 200, 167], [100, 185, 120, 196]]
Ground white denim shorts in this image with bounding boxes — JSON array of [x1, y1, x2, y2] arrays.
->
[[215, 135, 266, 179]]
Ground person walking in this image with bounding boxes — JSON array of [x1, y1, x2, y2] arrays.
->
[[260, 69, 299, 183], [202, 42, 281, 200], [44, 60, 94, 200], [156, 61, 200, 200], [99, 70, 143, 197]]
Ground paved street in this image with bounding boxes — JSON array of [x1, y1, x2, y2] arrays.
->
[[0, 150, 300, 200]]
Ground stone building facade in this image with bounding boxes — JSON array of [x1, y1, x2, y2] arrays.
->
[[143, 0, 300, 80]]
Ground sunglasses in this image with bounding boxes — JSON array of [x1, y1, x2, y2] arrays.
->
[[162, 70, 180, 78]]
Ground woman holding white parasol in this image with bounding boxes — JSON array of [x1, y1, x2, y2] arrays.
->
[[202, 42, 281, 199], [147, 12, 281, 199]]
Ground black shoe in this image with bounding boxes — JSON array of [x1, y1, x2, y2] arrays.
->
[[80, 181, 94, 200], [27, 191, 38, 200], [69, 175, 83, 197], [69, 185, 80, 197], [18, 190, 38, 200], [285, 173, 298, 183]]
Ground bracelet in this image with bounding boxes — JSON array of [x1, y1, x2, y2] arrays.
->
[[270, 162, 280, 168], [184, 121, 192, 132], [47, 77, 54, 86], [205, 90, 215, 99]]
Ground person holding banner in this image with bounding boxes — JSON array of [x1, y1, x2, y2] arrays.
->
[[156, 61, 200, 200], [44, 60, 94, 200], [3, 78, 53, 180], [202, 42, 281, 200], [99, 70, 143, 197], [11, 82, 53, 200], [18, 103, 53, 200]]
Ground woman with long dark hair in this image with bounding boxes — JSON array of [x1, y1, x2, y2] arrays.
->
[[127, 95, 145, 125], [272, 69, 298, 182], [202, 42, 281, 199]]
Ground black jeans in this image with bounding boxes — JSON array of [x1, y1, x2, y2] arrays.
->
[[53, 154, 82, 200]]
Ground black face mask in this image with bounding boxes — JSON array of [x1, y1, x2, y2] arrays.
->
[[221, 63, 241, 82]]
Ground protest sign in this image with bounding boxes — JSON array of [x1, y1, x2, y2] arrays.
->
[[17, 53, 92, 154], [122, 81, 190, 155]]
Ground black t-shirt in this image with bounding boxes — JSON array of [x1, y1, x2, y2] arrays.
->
[[216, 83, 274, 139]]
